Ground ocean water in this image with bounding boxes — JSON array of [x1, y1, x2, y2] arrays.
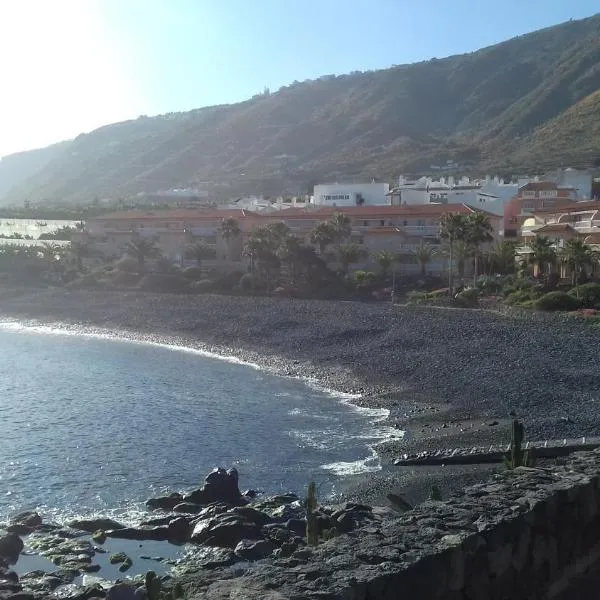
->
[[0, 323, 399, 525]]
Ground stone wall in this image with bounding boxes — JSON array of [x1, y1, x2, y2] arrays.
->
[[190, 449, 600, 599]]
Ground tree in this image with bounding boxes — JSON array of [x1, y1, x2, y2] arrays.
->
[[244, 226, 282, 287], [375, 251, 395, 278], [560, 239, 598, 288], [412, 242, 437, 276], [329, 212, 352, 246], [309, 221, 335, 255], [527, 236, 556, 278], [186, 240, 216, 271], [336, 243, 366, 275], [125, 237, 162, 273], [439, 213, 469, 292], [465, 212, 493, 282], [217, 217, 241, 261], [70, 240, 89, 271], [487, 241, 517, 275]]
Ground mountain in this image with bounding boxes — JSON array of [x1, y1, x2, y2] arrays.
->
[[0, 141, 70, 199], [2, 13, 600, 206]]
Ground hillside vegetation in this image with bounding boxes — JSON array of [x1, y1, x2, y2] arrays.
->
[[1, 13, 600, 205]]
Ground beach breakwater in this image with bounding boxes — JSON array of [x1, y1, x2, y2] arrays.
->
[[190, 449, 600, 600]]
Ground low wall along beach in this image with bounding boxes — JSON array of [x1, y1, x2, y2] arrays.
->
[[192, 449, 600, 599]]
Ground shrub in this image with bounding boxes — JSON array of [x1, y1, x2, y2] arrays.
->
[[182, 266, 204, 280], [353, 270, 377, 284], [502, 285, 517, 297], [535, 291, 581, 312], [114, 256, 139, 273], [504, 290, 533, 305], [568, 282, 600, 308], [212, 270, 245, 291], [110, 270, 141, 287], [454, 288, 479, 308], [239, 273, 265, 292], [476, 276, 503, 294], [137, 273, 189, 293], [189, 279, 213, 293], [407, 290, 429, 304]]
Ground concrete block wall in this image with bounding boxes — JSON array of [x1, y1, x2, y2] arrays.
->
[[191, 449, 600, 599]]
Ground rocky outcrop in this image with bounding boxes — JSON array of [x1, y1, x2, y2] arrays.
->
[[5, 511, 42, 535], [183, 449, 600, 600], [0, 533, 23, 564]]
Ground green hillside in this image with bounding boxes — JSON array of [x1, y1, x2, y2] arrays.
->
[[2, 13, 600, 205]]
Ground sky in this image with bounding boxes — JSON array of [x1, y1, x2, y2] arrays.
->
[[0, 0, 598, 158]]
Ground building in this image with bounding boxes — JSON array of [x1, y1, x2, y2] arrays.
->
[[388, 176, 481, 206], [85, 203, 502, 277], [521, 201, 600, 246], [85, 208, 258, 265], [312, 183, 390, 207], [544, 168, 592, 200], [503, 182, 577, 238]]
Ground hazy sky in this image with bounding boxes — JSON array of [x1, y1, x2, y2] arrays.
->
[[0, 0, 598, 158]]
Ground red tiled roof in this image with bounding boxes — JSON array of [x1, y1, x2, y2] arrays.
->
[[534, 223, 577, 234], [532, 201, 600, 215], [263, 203, 478, 219], [91, 208, 254, 221], [519, 181, 559, 192]]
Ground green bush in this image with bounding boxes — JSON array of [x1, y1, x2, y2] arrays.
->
[[182, 266, 204, 280], [504, 290, 533, 305], [476, 276, 503, 294], [115, 256, 139, 273], [568, 282, 600, 308], [454, 288, 479, 308], [407, 290, 429, 304], [535, 291, 581, 312], [211, 270, 246, 291], [502, 285, 517, 297], [239, 272, 265, 292], [189, 279, 213, 293]]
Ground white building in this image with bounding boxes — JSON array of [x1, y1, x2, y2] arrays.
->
[[389, 176, 480, 206], [545, 168, 592, 199], [312, 182, 390, 207]]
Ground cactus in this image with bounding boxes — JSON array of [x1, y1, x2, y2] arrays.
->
[[504, 420, 535, 469], [305, 481, 319, 547]]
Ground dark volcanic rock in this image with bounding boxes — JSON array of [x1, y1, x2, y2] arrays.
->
[[0, 533, 23, 564], [68, 518, 125, 533], [172, 502, 203, 514], [184, 467, 246, 506], [106, 527, 168, 541], [234, 539, 277, 561], [6, 512, 42, 535], [191, 515, 262, 548], [146, 493, 184, 511]]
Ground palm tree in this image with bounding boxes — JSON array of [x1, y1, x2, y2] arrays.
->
[[125, 237, 162, 273], [329, 212, 352, 246], [560, 239, 598, 289], [336, 243, 366, 275], [217, 217, 241, 261], [465, 212, 493, 282], [309, 221, 335, 255], [186, 240, 216, 272], [375, 251, 395, 278], [439, 213, 469, 292], [487, 241, 517, 275], [527, 236, 556, 278], [412, 242, 437, 276]]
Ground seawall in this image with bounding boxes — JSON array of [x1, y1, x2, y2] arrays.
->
[[191, 449, 600, 599]]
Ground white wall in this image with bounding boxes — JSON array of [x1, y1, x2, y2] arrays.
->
[[556, 170, 592, 199], [313, 183, 390, 206]]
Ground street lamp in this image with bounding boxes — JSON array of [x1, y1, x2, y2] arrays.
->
[[391, 226, 403, 304]]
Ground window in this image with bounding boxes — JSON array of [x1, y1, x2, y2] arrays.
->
[[380, 220, 385, 226], [363, 220, 368, 226]]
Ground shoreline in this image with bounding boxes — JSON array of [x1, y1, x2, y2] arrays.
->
[[2, 287, 600, 504]]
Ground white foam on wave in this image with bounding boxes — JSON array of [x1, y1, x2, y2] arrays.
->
[[0, 318, 405, 478]]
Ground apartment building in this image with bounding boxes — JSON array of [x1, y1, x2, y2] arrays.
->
[[85, 203, 501, 276]]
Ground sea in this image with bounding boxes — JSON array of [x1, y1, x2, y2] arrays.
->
[[0, 322, 401, 527]]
